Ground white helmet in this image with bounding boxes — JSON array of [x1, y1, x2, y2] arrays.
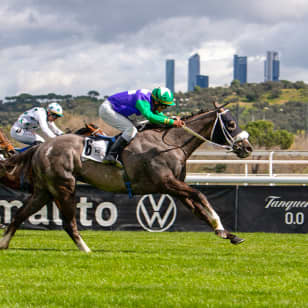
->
[[47, 102, 63, 117]]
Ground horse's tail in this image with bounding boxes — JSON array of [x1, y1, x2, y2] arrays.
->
[[0, 145, 38, 190]]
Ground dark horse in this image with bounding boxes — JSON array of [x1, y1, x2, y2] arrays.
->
[[0, 104, 252, 252]]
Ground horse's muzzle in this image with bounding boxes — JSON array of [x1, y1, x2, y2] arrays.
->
[[232, 139, 253, 158]]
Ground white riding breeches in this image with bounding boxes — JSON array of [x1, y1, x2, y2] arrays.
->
[[10, 125, 45, 145], [99, 100, 137, 142]]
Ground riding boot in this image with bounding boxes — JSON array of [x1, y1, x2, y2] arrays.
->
[[103, 136, 128, 168]]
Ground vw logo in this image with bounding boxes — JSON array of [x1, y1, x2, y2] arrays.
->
[[136, 194, 177, 232]]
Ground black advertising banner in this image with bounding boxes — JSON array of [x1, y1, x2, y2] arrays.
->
[[238, 186, 308, 233], [0, 184, 235, 232], [3, 184, 307, 233], [193, 185, 236, 231]]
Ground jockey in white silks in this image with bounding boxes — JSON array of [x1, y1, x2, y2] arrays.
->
[[10, 102, 64, 145]]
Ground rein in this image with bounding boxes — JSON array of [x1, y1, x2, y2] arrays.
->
[[183, 112, 233, 151], [182, 125, 208, 143]]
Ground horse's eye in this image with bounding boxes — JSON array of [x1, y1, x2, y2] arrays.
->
[[228, 120, 236, 131]]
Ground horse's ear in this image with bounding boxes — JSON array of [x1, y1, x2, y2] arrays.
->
[[213, 99, 230, 111], [213, 99, 224, 111]]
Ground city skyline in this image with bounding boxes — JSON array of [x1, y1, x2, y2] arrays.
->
[[188, 53, 201, 92], [233, 55, 247, 84], [264, 51, 280, 82], [165, 59, 175, 93], [0, 1, 307, 97], [166, 51, 279, 94]]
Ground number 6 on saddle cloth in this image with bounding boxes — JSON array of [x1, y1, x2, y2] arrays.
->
[[81, 135, 118, 163]]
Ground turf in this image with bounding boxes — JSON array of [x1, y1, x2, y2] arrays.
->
[[0, 230, 307, 307]]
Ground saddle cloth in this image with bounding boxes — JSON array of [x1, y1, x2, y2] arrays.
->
[[81, 137, 109, 163]]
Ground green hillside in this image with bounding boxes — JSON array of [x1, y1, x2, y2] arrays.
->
[[1, 80, 308, 134]]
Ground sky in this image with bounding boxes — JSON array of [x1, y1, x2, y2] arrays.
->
[[1, 0, 308, 98]]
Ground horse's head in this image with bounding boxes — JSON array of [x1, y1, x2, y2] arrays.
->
[[211, 102, 253, 158]]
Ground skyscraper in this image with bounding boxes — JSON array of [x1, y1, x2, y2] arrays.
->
[[196, 75, 209, 88], [264, 51, 280, 82], [165, 59, 175, 93], [188, 53, 200, 92], [233, 54, 247, 84]]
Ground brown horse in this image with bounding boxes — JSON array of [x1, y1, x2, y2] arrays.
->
[[0, 104, 252, 252]]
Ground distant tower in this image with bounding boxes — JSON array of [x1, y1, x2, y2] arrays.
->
[[233, 55, 247, 84], [196, 75, 209, 88], [165, 59, 175, 93], [188, 53, 200, 92], [264, 51, 280, 82]]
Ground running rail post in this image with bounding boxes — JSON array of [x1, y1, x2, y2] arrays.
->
[[269, 151, 274, 176]]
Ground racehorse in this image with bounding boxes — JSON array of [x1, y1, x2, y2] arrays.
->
[[0, 103, 253, 252]]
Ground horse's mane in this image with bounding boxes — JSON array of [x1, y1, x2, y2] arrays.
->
[[74, 123, 104, 136], [73, 109, 214, 136], [74, 126, 95, 135], [181, 109, 210, 121]]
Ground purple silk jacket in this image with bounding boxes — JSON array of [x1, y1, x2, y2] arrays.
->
[[108, 89, 153, 117]]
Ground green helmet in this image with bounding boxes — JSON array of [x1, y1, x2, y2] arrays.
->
[[151, 87, 175, 106]]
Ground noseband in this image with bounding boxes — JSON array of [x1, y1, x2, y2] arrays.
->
[[210, 110, 249, 150]]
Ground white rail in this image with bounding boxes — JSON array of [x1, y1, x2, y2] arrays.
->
[[185, 174, 308, 184], [186, 150, 308, 184]]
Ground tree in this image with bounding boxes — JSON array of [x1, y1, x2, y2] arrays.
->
[[268, 88, 282, 99], [230, 79, 241, 90], [294, 81, 306, 89], [244, 120, 294, 173], [244, 120, 293, 149], [88, 90, 100, 98]]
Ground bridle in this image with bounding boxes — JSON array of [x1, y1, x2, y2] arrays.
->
[[184, 110, 249, 151]]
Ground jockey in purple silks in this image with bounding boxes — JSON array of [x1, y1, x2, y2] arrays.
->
[[99, 87, 185, 167]]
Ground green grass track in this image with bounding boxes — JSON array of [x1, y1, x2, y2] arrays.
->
[[0, 230, 307, 307]]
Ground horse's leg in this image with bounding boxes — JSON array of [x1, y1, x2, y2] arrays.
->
[[0, 190, 51, 249], [54, 194, 91, 253], [163, 176, 244, 244]]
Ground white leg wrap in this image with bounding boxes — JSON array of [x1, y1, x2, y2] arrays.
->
[[76, 237, 91, 253], [0, 233, 12, 249], [206, 210, 224, 230]]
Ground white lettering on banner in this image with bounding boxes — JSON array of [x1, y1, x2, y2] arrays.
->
[[0, 197, 119, 227], [264, 196, 308, 211], [28, 206, 48, 225], [77, 197, 93, 227], [95, 202, 118, 227], [0, 200, 23, 224], [136, 194, 177, 232]]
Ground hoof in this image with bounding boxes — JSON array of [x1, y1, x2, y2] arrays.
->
[[216, 230, 245, 245], [230, 236, 245, 245]]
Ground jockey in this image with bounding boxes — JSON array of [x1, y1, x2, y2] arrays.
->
[[99, 86, 185, 167], [10, 102, 64, 145]]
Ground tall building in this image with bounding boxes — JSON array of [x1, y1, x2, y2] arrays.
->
[[196, 75, 209, 88], [165, 59, 175, 93], [233, 54, 247, 84], [188, 53, 200, 92], [264, 51, 280, 82]]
